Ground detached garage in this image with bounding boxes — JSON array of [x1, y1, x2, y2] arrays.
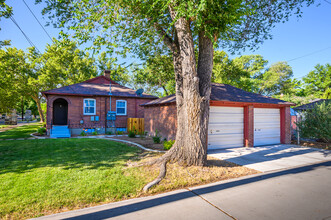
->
[[143, 83, 295, 149]]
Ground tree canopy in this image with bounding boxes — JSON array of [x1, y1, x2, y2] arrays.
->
[[0, 39, 99, 121], [301, 63, 331, 99]]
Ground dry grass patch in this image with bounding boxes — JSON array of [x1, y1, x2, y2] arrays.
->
[[127, 154, 259, 195]]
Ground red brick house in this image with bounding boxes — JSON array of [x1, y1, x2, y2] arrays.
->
[[42, 70, 157, 137], [142, 83, 295, 149]]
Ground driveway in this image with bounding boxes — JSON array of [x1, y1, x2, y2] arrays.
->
[[208, 144, 331, 172], [35, 161, 331, 220]]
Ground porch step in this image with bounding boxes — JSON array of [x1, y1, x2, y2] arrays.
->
[[50, 126, 71, 138]]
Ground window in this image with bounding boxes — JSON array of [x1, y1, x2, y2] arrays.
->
[[83, 99, 96, 115], [116, 100, 127, 115]]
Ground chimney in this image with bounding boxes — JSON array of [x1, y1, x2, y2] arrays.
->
[[104, 70, 110, 79]]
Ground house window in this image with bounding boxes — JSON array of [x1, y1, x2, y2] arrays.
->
[[116, 100, 127, 115], [83, 99, 96, 115]]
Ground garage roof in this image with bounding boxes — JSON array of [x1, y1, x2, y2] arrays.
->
[[142, 83, 295, 106]]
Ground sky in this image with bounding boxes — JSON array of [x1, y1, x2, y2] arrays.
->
[[1, 0, 331, 80]]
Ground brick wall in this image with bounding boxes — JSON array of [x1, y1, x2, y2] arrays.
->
[[144, 103, 292, 147], [46, 95, 154, 131], [244, 105, 254, 147], [281, 106, 291, 144], [144, 103, 177, 140]]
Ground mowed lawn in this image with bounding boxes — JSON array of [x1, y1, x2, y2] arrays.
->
[[0, 123, 42, 139], [0, 139, 147, 219]]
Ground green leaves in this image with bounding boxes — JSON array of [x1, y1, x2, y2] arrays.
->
[[297, 101, 331, 143], [302, 63, 331, 99]]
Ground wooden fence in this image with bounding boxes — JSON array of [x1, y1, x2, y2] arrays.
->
[[127, 118, 144, 134]]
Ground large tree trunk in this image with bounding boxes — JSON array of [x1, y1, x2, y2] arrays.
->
[[32, 96, 45, 123], [144, 10, 214, 192]]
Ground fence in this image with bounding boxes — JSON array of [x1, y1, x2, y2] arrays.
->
[[127, 118, 144, 134]]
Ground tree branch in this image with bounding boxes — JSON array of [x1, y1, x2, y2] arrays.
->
[[150, 20, 178, 53]]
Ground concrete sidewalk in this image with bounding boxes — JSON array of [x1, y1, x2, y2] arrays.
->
[[34, 160, 331, 220]]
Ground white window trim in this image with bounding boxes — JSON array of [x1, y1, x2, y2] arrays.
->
[[116, 100, 127, 116], [83, 98, 96, 115]]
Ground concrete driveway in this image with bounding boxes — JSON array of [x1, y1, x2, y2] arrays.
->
[[208, 144, 331, 172]]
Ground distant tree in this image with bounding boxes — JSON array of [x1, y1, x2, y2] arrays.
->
[[0, 1, 12, 48], [132, 55, 175, 97], [0, 47, 28, 113], [302, 63, 331, 99], [212, 52, 268, 92], [258, 62, 297, 96], [0, 39, 98, 122], [97, 52, 129, 85]]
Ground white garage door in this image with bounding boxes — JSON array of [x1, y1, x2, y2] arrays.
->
[[254, 108, 280, 146], [208, 106, 244, 149]]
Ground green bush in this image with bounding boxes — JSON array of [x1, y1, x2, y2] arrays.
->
[[128, 130, 136, 138], [152, 136, 161, 144], [296, 102, 331, 143], [92, 131, 98, 135], [80, 131, 87, 136], [106, 131, 113, 135], [163, 140, 175, 150], [37, 127, 46, 135], [116, 131, 124, 135], [152, 129, 161, 143]]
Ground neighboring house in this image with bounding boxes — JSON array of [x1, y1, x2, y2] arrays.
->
[[42, 70, 157, 137], [142, 83, 295, 150], [293, 99, 330, 112]]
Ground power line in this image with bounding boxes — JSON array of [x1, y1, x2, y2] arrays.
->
[[21, 0, 52, 41], [0, 7, 41, 53], [324, 0, 331, 5], [286, 46, 331, 63]]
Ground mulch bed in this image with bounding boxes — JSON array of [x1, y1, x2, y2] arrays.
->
[[292, 140, 330, 150]]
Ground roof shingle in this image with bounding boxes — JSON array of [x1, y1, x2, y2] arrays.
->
[[142, 83, 294, 106], [42, 76, 157, 99]]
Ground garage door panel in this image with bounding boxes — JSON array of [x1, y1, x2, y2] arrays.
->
[[208, 106, 244, 149], [254, 108, 280, 146]]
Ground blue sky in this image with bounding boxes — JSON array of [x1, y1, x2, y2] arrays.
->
[[1, 1, 331, 79]]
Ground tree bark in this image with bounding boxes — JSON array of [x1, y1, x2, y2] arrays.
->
[[32, 96, 45, 123], [144, 9, 214, 191]]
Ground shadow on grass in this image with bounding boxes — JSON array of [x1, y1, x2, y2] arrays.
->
[[0, 139, 141, 174], [60, 161, 331, 220]]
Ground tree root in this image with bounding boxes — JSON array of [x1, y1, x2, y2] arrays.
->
[[143, 159, 168, 192]]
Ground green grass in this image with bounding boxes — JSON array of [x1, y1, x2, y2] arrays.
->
[[0, 125, 10, 129], [0, 139, 146, 219], [0, 123, 42, 139]]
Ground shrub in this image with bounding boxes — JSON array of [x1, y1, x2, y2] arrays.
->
[[152, 136, 161, 144], [117, 131, 124, 135], [92, 131, 98, 135], [80, 131, 87, 136], [106, 131, 113, 135], [163, 140, 175, 150], [37, 127, 46, 135], [128, 130, 136, 138], [152, 129, 161, 143], [296, 102, 331, 143]]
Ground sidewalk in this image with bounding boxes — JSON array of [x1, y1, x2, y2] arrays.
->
[[34, 160, 331, 220]]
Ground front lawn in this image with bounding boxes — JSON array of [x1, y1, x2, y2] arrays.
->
[[0, 138, 257, 219], [0, 123, 42, 139], [0, 125, 10, 129]]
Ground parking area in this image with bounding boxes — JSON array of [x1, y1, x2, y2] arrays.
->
[[208, 144, 331, 172]]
